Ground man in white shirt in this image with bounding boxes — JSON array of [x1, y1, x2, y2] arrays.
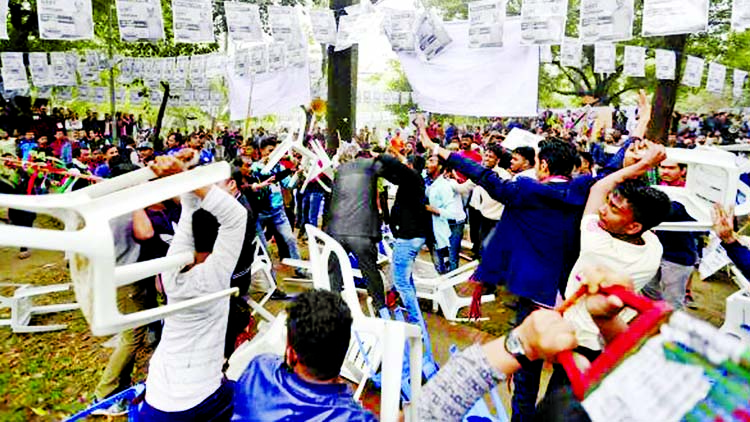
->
[[563, 140, 672, 353], [138, 154, 247, 421]]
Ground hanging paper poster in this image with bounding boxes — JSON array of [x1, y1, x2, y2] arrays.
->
[[79, 51, 100, 83], [119, 57, 135, 84], [0, 0, 8, 40], [682, 56, 705, 88], [655, 49, 675, 80], [580, 0, 634, 44], [286, 47, 307, 68], [94, 86, 107, 104], [732, 0, 750, 31], [37, 0, 94, 40], [172, 0, 214, 43], [248, 43, 268, 75], [415, 10, 453, 61], [309, 9, 337, 45], [28, 53, 52, 87], [130, 88, 142, 104], [520, 0, 567, 45], [468, 0, 505, 48], [115, 87, 126, 103], [594, 43, 616, 74], [225, 2, 263, 43], [233, 50, 249, 78], [173, 56, 189, 87], [77, 85, 89, 101], [116, 0, 164, 41], [57, 86, 73, 101], [267, 43, 287, 73], [623, 46, 645, 78], [706, 62, 726, 94], [540, 45, 553, 63], [204, 53, 224, 79], [189, 55, 206, 84], [335, 12, 364, 52], [50, 52, 77, 86], [268, 6, 304, 49], [1, 53, 29, 91], [642, 0, 709, 37], [561, 38, 582, 68], [734, 69, 747, 98], [149, 88, 161, 104], [383, 9, 415, 52], [37, 86, 52, 99]]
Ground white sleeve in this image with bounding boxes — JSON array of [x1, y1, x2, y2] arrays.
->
[[579, 214, 613, 255], [190, 186, 247, 293]]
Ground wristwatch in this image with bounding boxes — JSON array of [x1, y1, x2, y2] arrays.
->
[[505, 328, 533, 369]]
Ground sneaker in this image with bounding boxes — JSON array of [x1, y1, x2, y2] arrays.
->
[[294, 269, 310, 279], [17, 250, 31, 260], [91, 399, 129, 417], [270, 289, 289, 300]]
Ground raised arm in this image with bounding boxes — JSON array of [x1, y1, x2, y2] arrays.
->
[[583, 140, 666, 216], [713, 203, 750, 279], [632, 89, 652, 140]]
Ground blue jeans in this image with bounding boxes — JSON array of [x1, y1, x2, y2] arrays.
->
[[137, 381, 234, 421], [256, 208, 300, 261], [448, 221, 465, 272], [303, 191, 325, 227], [392, 238, 432, 345]]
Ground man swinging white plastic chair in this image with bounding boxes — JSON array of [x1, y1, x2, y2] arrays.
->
[[0, 160, 237, 336]]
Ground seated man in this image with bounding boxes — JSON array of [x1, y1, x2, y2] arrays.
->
[[232, 290, 377, 421], [138, 154, 247, 421]]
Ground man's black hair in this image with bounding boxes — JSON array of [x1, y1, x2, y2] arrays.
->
[[486, 143, 505, 160], [260, 136, 278, 150], [537, 140, 577, 177], [408, 154, 426, 174], [513, 146, 537, 167], [578, 151, 593, 168], [192, 209, 220, 253], [287, 290, 353, 381], [460, 133, 474, 141], [102, 144, 118, 155], [613, 179, 672, 233]]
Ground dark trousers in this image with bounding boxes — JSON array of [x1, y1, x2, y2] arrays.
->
[[329, 235, 386, 310], [511, 298, 544, 422], [138, 381, 234, 422], [468, 208, 484, 258]]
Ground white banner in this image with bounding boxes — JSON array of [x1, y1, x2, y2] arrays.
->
[[268, 6, 304, 49], [0, 0, 8, 40], [309, 9, 337, 45], [172, 0, 214, 43], [1, 52, 29, 91], [642, 0, 709, 37], [94, 86, 107, 104], [594, 43, 616, 74], [682, 56, 705, 88], [655, 49, 676, 80], [520, 0, 567, 45], [398, 19, 538, 117], [580, 0, 634, 44], [225, 2, 263, 43], [540, 44, 553, 63], [50, 52, 77, 86], [116, 0, 164, 41], [37, 0, 94, 40], [468, 0, 505, 48], [732, 0, 750, 31], [706, 62, 726, 94], [561, 38, 582, 68], [734, 69, 748, 98], [228, 61, 310, 119], [383, 9, 416, 52], [415, 10, 453, 61], [248, 43, 269, 75], [623, 46, 645, 78], [29, 52, 53, 87]]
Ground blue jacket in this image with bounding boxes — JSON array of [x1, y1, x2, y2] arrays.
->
[[723, 241, 750, 281], [232, 354, 377, 422], [447, 153, 595, 307]]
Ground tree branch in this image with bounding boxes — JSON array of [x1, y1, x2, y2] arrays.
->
[[552, 88, 585, 96], [608, 85, 644, 101]]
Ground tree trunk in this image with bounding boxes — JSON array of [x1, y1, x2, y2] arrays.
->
[[326, 0, 357, 151], [646, 35, 688, 144], [152, 82, 170, 151]]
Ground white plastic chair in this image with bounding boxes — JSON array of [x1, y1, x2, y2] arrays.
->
[[413, 259, 494, 321], [250, 236, 277, 309], [225, 308, 288, 382], [305, 224, 423, 421], [0, 162, 238, 336], [654, 147, 750, 232], [0, 283, 80, 333]]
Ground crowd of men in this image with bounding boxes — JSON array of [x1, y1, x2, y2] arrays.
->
[[4, 97, 750, 421]]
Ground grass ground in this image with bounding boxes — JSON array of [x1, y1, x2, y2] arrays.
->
[[0, 214, 740, 420]]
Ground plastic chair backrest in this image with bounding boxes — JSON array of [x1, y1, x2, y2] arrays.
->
[[0, 162, 237, 336], [304, 224, 364, 318]]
